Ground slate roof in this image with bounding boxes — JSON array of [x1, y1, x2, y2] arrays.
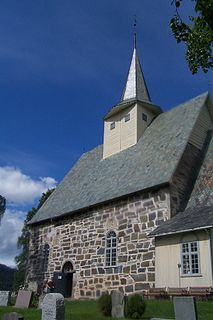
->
[[150, 132, 213, 237], [187, 132, 213, 209], [29, 92, 209, 225], [149, 205, 213, 237]]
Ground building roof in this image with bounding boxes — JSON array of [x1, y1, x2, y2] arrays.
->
[[150, 132, 213, 237], [187, 131, 213, 209], [104, 99, 162, 120], [29, 92, 209, 225], [149, 205, 213, 237], [120, 34, 151, 103]]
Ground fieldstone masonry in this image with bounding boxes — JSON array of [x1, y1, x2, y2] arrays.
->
[[41, 293, 64, 320], [26, 188, 170, 299]]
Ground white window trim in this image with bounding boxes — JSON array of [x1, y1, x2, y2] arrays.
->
[[124, 113, 130, 122], [105, 230, 117, 267], [110, 122, 115, 130], [180, 241, 201, 277]]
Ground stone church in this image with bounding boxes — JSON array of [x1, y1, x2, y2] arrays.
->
[[26, 35, 213, 299]]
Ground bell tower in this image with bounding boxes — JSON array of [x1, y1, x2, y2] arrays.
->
[[103, 34, 162, 159]]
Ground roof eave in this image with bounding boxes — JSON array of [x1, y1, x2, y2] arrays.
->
[[29, 181, 170, 226], [149, 224, 213, 238], [104, 99, 162, 120]]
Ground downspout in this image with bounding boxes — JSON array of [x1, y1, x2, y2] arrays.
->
[[207, 228, 213, 286]]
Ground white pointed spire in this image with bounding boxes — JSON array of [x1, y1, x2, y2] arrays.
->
[[120, 33, 151, 103]]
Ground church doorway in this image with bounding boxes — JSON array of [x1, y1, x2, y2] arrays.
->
[[53, 261, 74, 298]]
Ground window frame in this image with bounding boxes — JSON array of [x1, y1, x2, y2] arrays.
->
[[124, 113, 130, 122], [142, 112, 148, 122], [110, 121, 115, 130], [181, 241, 201, 277], [105, 230, 117, 267]]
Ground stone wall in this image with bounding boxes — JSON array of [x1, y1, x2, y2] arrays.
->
[[26, 188, 170, 299]]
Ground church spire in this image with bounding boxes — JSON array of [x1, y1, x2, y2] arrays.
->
[[120, 33, 151, 103]]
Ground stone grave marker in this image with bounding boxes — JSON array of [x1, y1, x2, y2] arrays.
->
[[41, 293, 64, 320], [173, 296, 198, 320], [38, 293, 46, 309], [111, 290, 125, 318], [14, 290, 32, 308], [0, 291, 10, 306], [2, 312, 24, 320]]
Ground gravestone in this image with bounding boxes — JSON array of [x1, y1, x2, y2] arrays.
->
[[111, 290, 124, 318], [41, 293, 64, 320], [14, 290, 32, 308], [2, 312, 24, 320], [0, 291, 10, 306], [151, 318, 174, 320], [38, 293, 46, 309], [173, 296, 198, 320]]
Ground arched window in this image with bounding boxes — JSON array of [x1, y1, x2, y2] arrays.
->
[[41, 243, 49, 273], [105, 231, 117, 267], [62, 261, 73, 273]]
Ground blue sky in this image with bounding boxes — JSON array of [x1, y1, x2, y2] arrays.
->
[[0, 0, 212, 266]]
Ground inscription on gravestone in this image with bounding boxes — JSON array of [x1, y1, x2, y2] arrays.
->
[[0, 291, 10, 306], [42, 293, 65, 320], [15, 290, 32, 308], [111, 290, 125, 318], [173, 296, 198, 320]]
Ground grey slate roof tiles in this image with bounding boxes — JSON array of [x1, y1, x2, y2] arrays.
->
[[187, 133, 213, 209], [29, 92, 209, 225], [149, 205, 213, 237]]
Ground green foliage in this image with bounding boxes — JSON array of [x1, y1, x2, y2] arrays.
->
[[31, 293, 39, 308], [98, 292, 112, 317], [170, 0, 213, 74], [13, 189, 55, 291], [125, 294, 146, 319]]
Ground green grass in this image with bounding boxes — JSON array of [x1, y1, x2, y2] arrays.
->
[[0, 299, 212, 320]]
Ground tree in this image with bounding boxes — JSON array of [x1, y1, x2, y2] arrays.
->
[[170, 0, 213, 74], [14, 189, 54, 290]]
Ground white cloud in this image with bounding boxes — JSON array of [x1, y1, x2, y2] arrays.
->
[[0, 166, 57, 205], [0, 209, 25, 267]]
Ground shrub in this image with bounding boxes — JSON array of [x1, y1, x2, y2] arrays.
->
[[98, 292, 112, 316], [125, 294, 146, 319]]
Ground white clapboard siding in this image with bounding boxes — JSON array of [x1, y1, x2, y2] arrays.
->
[[189, 105, 213, 150]]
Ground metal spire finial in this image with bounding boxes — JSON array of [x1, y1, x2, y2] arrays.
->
[[133, 15, 137, 49]]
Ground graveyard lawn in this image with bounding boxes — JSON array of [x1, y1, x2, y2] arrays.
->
[[0, 299, 213, 319]]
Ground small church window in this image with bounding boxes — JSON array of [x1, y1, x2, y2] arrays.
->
[[181, 241, 200, 275], [124, 113, 130, 122], [105, 231, 117, 267], [142, 113, 148, 122], [110, 122, 115, 130]]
